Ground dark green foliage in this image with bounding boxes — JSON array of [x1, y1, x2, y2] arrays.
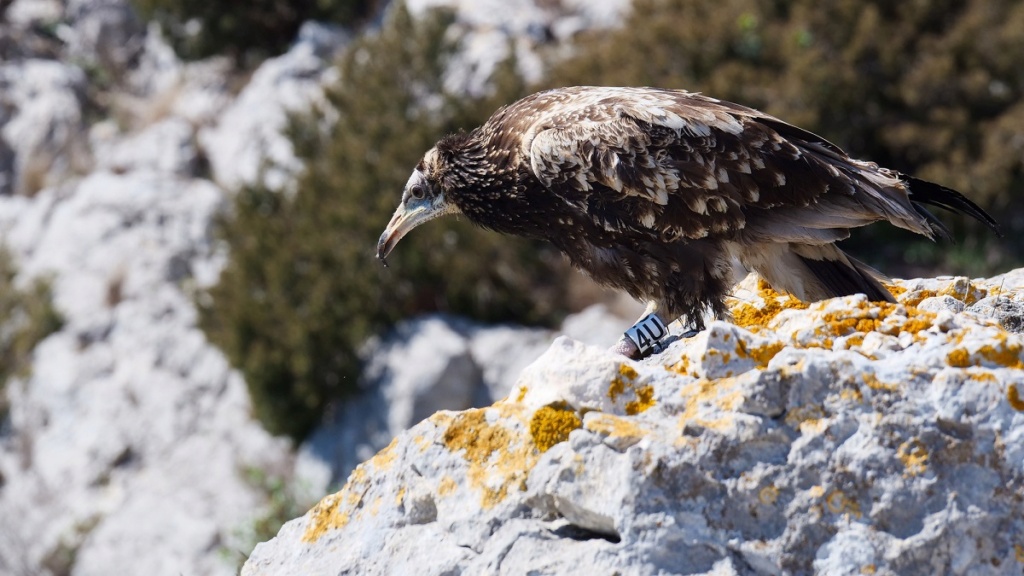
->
[[0, 246, 64, 418], [199, 6, 569, 440], [129, 0, 377, 64], [544, 0, 1024, 276]]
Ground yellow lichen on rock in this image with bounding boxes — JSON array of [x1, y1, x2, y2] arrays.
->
[[734, 338, 784, 369], [679, 376, 746, 432], [758, 485, 779, 505], [585, 413, 648, 448], [625, 385, 655, 415], [302, 437, 401, 542], [731, 278, 809, 330], [946, 335, 1023, 369], [609, 363, 657, 414], [825, 490, 862, 518], [897, 439, 929, 477], [442, 408, 538, 509], [302, 492, 351, 543], [530, 404, 582, 452], [861, 372, 897, 392], [1008, 384, 1024, 412], [437, 475, 457, 496]]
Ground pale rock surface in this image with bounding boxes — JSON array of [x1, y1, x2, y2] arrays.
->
[[293, 308, 625, 497], [245, 273, 1024, 575], [198, 21, 349, 192], [406, 0, 630, 96], [0, 59, 88, 196], [0, 3, 341, 574], [0, 169, 294, 576]]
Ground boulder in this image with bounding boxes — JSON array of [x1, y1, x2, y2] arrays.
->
[[244, 273, 1024, 575]]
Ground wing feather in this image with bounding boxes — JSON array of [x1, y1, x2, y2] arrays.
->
[[510, 87, 933, 245]]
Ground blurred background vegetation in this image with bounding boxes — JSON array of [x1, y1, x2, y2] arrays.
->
[[197, 6, 569, 440], [129, 0, 379, 65], [0, 246, 63, 423], [187, 0, 1023, 440]]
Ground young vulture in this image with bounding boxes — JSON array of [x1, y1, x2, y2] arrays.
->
[[377, 86, 999, 358]]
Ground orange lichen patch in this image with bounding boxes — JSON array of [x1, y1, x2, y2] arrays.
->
[[1016, 543, 1024, 563], [840, 386, 864, 403], [808, 485, 826, 499], [303, 492, 352, 542], [758, 485, 779, 505], [970, 370, 999, 384], [1008, 384, 1024, 412], [947, 336, 1024, 369], [619, 364, 639, 381], [978, 339, 1024, 368], [898, 289, 938, 307], [679, 376, 745, 431], [411, 435, 429, 452], [862, 564, 878, 575], [609, 363, 657, 414], [625, 385, 655, 415], [825, 490, 862, 517], [939, 280, 987, 306], [819, 300, 935, 340], [515, 385, 528, 403], [437, 475, 458, 496], [897, 439, 929, 477], [734, 338, 785, 368], [947, 348, 972, 368], [668, 354, 692, 376], [885, 283, 907, 299], [731, 279, 809, 330], [608, 363, 637, 401], [784, 404, 825, 429], [302, 437, 403, 542], [529, 404, 582, 452], [395, 486, 405, 506], [585, 413, 648, 443], [443, 408, 538, 509], [862, 372, 898, 392]]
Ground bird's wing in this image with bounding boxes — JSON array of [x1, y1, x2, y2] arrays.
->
[[523, 89, 929, 243]]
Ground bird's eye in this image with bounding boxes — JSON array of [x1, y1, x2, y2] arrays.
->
[[410, 184, 426, 200]]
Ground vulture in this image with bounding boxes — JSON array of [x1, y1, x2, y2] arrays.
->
[[377, 86, 999, 358]]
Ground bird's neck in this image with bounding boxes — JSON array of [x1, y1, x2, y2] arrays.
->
[[446, 136, 543, 236]]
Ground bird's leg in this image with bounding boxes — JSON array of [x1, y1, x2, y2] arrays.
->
[[609, 301, 671, 359]]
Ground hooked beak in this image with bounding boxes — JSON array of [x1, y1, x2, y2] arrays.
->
[[376, 195, 456, 261]]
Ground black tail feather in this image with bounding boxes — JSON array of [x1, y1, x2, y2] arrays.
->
[[904, 176, 1001, 237], [798, 253, 895, 303]]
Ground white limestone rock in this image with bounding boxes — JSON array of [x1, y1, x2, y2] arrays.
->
[[405, 0, 630, 96], [0, 59, 88, 196], [0, 169, 293, 576], [244, 273, 1024, 575], [198, 22, 348, 192], [294, 305, 628, 496]]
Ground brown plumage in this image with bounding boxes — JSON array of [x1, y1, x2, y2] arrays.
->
[[378, 86, 999, 350]]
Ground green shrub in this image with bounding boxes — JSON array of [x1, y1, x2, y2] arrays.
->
[[544, 0, 1024, 276], [128, 0, 376, 65], [199, 5, 570, 440], [0, 246, 64, 418]]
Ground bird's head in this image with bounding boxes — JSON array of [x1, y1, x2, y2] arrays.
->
[[377, 146, 462, 262]]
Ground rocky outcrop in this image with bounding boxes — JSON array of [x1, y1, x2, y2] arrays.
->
[[244, 272, 1024, 575], [294, 307, 634, 495]]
